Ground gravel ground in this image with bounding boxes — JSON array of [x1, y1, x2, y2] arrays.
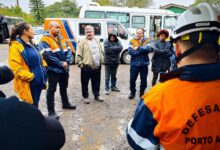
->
[[0, 44, 154, 150]]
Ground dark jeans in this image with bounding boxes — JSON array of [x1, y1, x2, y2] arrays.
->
[[46, 71, 70, 113], [130, 66, 148, 95], [152, 72, 159, 86], [105, 64, 119, 90], [30, 83, 44, 108], [152, 71, 167, 86], [81, 66, 101, 98]]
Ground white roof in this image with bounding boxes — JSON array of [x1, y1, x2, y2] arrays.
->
[[80, 5, 175, 15]]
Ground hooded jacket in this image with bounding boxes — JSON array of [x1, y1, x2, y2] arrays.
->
[[104, 33, 123, 65]]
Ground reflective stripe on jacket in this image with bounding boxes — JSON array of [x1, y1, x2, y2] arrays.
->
[[127, 63, 220, 150], [128, 37, 152, 66], [38, 35, 72, 74]]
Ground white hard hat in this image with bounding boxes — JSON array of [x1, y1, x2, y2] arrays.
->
[[171, 2, 220, 40]]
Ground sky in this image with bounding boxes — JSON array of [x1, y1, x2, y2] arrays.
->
[[0, 0, 195, 13]]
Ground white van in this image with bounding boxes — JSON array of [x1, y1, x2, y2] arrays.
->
[[41, 18, 133, 64], [79, 2, 177, 36]]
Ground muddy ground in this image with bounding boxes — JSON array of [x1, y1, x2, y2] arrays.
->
[[0, 44, 154, 150]]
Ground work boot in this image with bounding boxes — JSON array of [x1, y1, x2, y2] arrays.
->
[[111, 87, 120, 92], [94, 96, 104, 102], [128, 93, 135, 99], [105, 89, 110, 95], [48, 112, 59, 120], [83, 98, 90, 104], [62, 104, 76, 110]]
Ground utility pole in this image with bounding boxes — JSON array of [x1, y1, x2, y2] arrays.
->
[[16, 0, 20, 7]]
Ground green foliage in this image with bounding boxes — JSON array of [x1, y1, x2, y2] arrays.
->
[[192, 0, 220, 7], [126, 0, 153, 8], [29, 0, 45, 24], [45, 0, 80, 18], [93, 0, 113, 6], [94, 0, 153, 7], [0, 6, 35, 25]]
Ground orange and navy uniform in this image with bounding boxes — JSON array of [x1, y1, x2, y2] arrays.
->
[[128, 37, 152, 66], [127, 63, 220, 150], [38, 35, 72, 74]]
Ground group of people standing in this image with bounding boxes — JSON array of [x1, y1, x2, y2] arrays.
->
[[7, 19, 174, 118], [2, 2, 219, 150], [75, 25, 123, 104], [127, 2, 220, 150], [128, 28, 173, 99], [7, 21, 125, 119], [8, 21, 76, 119]]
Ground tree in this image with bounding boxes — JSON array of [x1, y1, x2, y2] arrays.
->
[[111, 0, 126, 6], [45, 0, 79, 18], [0, 5, 35, 25], [93, 0, 113, 6], [11, 6, 22, 16], [29, 0, 45, 24], [192, 0, 220, 8], [126, 0, 153, 8], [94, 0, 153, 7]]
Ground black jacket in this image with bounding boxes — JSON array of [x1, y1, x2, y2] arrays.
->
[[104, 35, 123, 65], [151, 40, 172, 73], [0, 96, 65, 150]]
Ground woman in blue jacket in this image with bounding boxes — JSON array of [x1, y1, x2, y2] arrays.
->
[[9, 22, 47, 107], [151, 30, 172, 86]]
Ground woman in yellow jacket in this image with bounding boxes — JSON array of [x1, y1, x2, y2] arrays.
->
[[8, 22, 47, 107]]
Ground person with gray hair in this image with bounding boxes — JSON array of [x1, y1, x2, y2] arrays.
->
[[76, 25, 104, 104]]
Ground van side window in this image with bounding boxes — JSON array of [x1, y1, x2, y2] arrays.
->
[[106, 12, 130, 28], [132, 16, 145, 28], [107, 22, 128, 40], [79, 23, 101, 35], [85, 11, 105, 19]]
